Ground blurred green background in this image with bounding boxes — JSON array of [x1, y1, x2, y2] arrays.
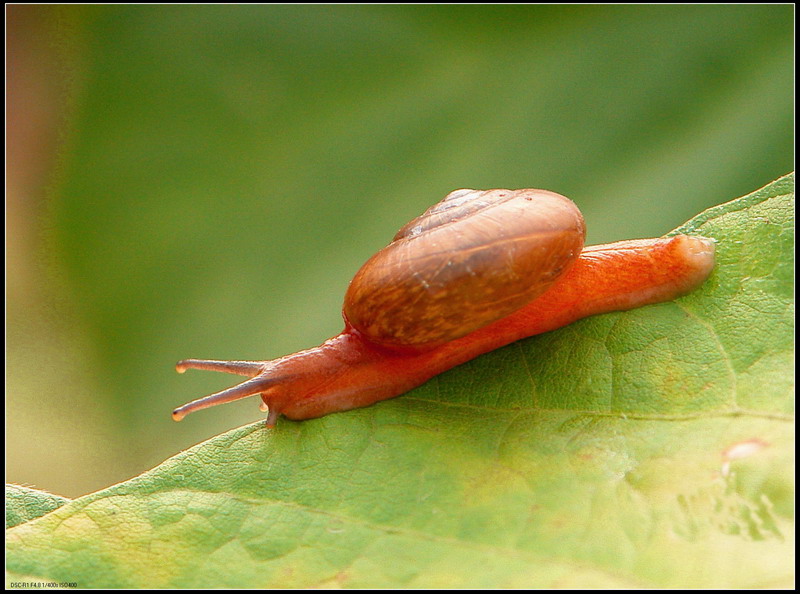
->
[[7, 5, 794, 498]]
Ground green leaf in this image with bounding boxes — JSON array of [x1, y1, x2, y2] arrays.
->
[[5, 174, 793, 587], [8, 4, 794, 500], [5, 485, 71, 529]]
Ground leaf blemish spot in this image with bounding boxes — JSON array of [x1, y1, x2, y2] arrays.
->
[[720, 438, 769, 478]]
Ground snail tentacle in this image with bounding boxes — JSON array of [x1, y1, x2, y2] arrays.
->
[[171, 374, 278, 421], [175, 359, 264, 377], [265, 407, 279, 428]]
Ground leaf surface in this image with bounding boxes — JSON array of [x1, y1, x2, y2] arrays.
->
[[6, 174, 794, 588], [5, 486, 71, 529]]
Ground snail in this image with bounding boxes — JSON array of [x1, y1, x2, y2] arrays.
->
[[173, 188, 716, 427]]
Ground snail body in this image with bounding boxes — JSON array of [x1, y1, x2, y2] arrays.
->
[[174, 189, 715, 426]]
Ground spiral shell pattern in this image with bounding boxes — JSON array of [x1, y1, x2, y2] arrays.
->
[[344, 188, 586, 348]]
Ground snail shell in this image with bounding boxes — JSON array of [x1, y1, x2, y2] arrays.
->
[[343, 188, 586, 348]]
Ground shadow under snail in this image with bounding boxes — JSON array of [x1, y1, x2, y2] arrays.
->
[[173, 188, 716, 427]]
